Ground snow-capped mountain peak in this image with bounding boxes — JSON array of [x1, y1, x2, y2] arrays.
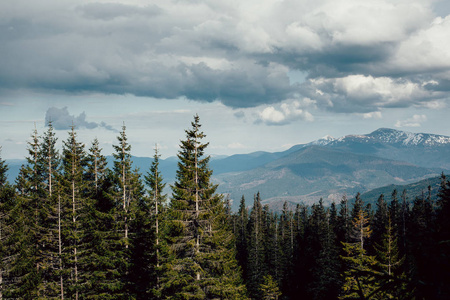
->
[[367, 128, 450, 146], [311, 135, 336, 145], [311, 128, 450, 147]]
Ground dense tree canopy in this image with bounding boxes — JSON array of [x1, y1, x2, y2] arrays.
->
[[0, 117, 449, 299]]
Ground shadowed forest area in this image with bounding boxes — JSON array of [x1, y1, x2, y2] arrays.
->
[[0, 116, 449, 299]]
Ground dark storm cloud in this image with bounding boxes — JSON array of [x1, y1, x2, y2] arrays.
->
[[45, 107, 116, 131], [1, 0, 450, 114]]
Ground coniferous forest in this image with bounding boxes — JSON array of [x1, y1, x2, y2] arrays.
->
[[0, 115, 449, 299]]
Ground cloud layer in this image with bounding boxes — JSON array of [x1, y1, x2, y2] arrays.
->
[[1, 0, 449, 114], [45, 107, 116, 131]]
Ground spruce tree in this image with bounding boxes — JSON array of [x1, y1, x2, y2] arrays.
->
[[40, 121, 59, 197], [83, 151, 124, 298], [340, 204, 378, 299], [111, 124, 142, 297], [0, 148, 16, 298], [247, 192, 265, 298], [60, 126, 89, 299], [86, 138, 108, 195], [310, 206, 341, 300], [163, 115, 246, 299], [235, 195, 249, 282], [279, 202, 294, 294], [372, 194, 388, 251], [145, 145, 167, 268], [128, 146, 166, 299], [374, 216, 408, 298], [260, 275, 281, 300], [9, 126, 55, 298], [435, 174, 450, 298], [337, 194, 351, 243], [112, 124, 134, 249]]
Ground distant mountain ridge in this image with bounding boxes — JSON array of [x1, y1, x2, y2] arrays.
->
[[316, 128, 450, 147], [4, 128, 450, 211], [305, 128, 450, 170], [215, 145, 440, 210]]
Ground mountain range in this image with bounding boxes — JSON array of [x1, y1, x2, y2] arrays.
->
[[4, 128, 450, 211]]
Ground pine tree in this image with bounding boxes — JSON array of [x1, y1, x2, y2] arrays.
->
[[0, 148, 16, 299], [311, 206, 341, 300], [260, 275, 281, 300], [374, 216, 408, 299], [60, 126, 89, 299], [435, 174, 450, 298], [9, 129, 58, 299], [40, 121, 59, 197], [262, 205, 280, 283], [340, 205, 378, 299], [372, 194, 388, 251], [247, 192, 265, 298], [389, 189, 400, 231], [145, 145, 167, 271], [163, 115, 246, 299], [279, 202, 294, 294], [112, 124, 134, 249], [129, 145, 166, 299], [19, 127, 45, 297], [235, 195, 249, 282], [337, 194, 351, 243], [86, 138, 108, 195]]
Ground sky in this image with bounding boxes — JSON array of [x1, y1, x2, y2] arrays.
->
[[1, 0, 450, 160]]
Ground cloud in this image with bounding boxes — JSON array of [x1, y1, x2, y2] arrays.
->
[[45, 107, 116, 131], [227, 142, 246, 149], [233, 111, 245, 119], [361, 111, 382, 119], [395, 114, 427, 128], [300, 75, 442, 113], [257, 100, 314, 125], [0, 0, 449, 113]]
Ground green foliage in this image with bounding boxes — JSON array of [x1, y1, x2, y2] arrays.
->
[[340, 207, 379, 299], [3, 120, 450, 300], [260, 275, 281, 300], [163, 115, 247, 299]]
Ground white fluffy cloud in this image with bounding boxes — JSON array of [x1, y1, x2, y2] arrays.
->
[[395, 114, 427, 128], [301, 75, 443, 113], [258, 100, 314, 125]]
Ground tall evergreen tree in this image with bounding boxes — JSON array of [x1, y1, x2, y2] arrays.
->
[[260, 275, 282, 300], [145, 145, 167, 270], [60, 126, 89, 299], [337, 194, 351, 243], [112, 124, 134, 249], [163, 115, 246, 299], [279, 201, 294, 293], [374, 216, 408, 299], [86, 138, 108, 195], [435, 174, 450, 299], [83, 149, 125, 298], [129, 145, 166, 299], [9, 126, 51, 298], [372, 194, 389, 251], [0, 148, 16, 299], [235, 195, 249, 282], [340, 203, 378, 299], [247, 192, 265, 299], [310, 204, 341, 300], [40, 121, 59, 197]]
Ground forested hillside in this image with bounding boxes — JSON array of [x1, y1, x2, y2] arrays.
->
[[0, 116, 449, 299]]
